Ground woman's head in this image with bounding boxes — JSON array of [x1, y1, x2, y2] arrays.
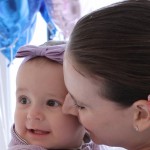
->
[[63, 1, 150, 148], [65, 0, 150, 107]]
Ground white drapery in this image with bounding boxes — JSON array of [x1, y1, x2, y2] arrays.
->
[[0, 53, 13, 149]]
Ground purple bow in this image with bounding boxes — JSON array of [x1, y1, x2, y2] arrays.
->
[[15, 44, 66, 64]]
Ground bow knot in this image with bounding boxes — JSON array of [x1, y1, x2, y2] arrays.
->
[[16, 44, 66, 64]]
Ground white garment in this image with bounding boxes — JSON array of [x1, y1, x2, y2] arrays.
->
[[99, 145, 126, 150]]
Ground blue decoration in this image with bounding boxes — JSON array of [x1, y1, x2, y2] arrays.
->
[[0, 0, 57, 63]]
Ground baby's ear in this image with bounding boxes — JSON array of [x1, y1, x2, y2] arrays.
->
[[132, 96, 150, 132]]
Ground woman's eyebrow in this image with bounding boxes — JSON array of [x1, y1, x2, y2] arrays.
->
[[69, 92, 86, 106], [69, 92, 78, 103]]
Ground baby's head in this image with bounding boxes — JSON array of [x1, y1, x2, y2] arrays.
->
[[15, 41, 85, 149]]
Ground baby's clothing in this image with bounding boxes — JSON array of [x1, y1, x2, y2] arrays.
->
[[8, 125, 100, 150]]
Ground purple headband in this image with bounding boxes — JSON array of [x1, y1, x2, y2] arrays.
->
[[15, 43, 66, 64]]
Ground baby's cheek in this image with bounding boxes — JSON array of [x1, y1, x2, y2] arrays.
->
[[14, 110, 26, 133]]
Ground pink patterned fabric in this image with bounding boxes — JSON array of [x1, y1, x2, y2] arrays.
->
[[8, 125, 100, 150], [8, 125, 46, 150]]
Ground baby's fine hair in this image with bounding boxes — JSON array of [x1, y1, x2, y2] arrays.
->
[[67, 1, 150, 107]]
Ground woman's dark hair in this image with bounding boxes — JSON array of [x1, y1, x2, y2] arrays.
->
[[67, 0, 150, 107]]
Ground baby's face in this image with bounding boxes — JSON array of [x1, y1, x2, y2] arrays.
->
[[15, 59, 85, 149]]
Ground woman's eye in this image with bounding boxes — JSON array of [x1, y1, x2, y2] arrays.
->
[[74, 103, 85, 110], [47, 100, 61, 107], [19, 97, 30, 104]]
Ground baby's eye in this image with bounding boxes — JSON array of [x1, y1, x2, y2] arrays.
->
[[46, 99, 61, 107], [19, 97, 30, 104]]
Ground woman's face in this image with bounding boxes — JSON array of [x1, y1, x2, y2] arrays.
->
[[63, 53, 134, 146]]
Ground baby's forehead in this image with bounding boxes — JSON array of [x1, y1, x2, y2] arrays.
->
[[16, 56, 67, 100], [17, 56, 65, 83], [18, 57, 63, 76], [25, 56, 59, 65]]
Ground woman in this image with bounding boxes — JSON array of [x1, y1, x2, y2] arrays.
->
[[62, 1, 150, 150]]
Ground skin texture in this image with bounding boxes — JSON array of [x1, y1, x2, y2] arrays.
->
[[63, 54, 150, 150], [15, 58, 85, 149]]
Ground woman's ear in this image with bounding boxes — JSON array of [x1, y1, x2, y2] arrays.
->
[[148, 95, 150, 101], [133, 97, 150, 132]]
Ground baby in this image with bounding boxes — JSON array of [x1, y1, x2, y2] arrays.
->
[[8, 41, 100, 150]]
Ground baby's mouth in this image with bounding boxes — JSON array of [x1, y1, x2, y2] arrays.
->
[[28, 129, 50, 135]]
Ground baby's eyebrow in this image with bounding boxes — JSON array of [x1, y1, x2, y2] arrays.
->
[[16, 88, 28, 93]]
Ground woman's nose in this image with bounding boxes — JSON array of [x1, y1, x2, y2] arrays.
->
[[27, 105, 44, 121], [62, 94, 79, 117]]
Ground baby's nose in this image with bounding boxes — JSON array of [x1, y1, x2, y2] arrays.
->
[[27, 106, 44, 121]]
